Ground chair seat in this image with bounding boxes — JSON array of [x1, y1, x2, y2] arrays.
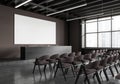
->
[[86, 69, 96, 74], [47, 59, 58, 63], [74, 68, 96, 74], [59, 58, 74, 63], [83, 60, 90, 65], [115, 74, 120, 79], [61, 63, 72, 68], [74, 60, 89, 64], [96, 66, 103, 70], [73, 61, 82, 65], [35, 60, 49, 65]]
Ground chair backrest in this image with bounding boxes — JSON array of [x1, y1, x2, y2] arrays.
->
[[50, 54, 59, 59], [107, 56, 113, 64], [84, 53, 92, 60], [92, 50, 95, 54], [117, 53, 120, 60], [96, 50, 99, 53], [60, 53, 68, 58], [64, 56, 74, 63], [59, 54, 74, 63], [68, 52, 75, 57], [76, 51, 81, 57], [37, 55, 49, 60], [35, 55, 49, 64], [91, 53, 97, 58], [74, 55, 84, 61], [92, 60, 100, 69], [112, 54, 118, 62], [85, 60, 100, 69], [100, 56, 108, 66]]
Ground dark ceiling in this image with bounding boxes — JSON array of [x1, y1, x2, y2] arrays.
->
[[0, 0, 120, 20]]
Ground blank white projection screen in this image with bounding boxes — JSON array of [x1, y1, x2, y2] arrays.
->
[[14, 14, 56, 44]]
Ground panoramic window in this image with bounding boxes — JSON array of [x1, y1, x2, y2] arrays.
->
[[112, 15, 120, 31], [82, 15, 120, 48], [98, 32, 111, 47], [86, 34, 97, 47], [86, 19, 97, 33], [98, 17, 111, 32], [112, 32, 120, 47]]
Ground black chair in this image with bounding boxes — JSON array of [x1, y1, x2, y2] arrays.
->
[[75, 60, 101, 84], [32, 55, 51, 76], [112, 53, 119, 74], [54, 53, 75, 81], [99, 56, 110, 81], [47, 54, 59, 71]]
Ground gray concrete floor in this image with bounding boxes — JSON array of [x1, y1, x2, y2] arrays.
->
[[0, 60, 120, 84]]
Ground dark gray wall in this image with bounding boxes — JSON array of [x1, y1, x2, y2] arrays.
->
[[0, 5, 19, 59], [0, 5, 68, 60], [68, 20, 82, 52]]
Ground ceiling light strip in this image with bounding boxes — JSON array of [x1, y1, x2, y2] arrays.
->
[[66, 13, 104, 21], [46, 3, 87, 16], [15, 0, 32, 8]]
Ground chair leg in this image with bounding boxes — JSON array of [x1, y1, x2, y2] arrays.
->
[[54, 63, 59, 78], [103, 68, 109, 81], [117, 62, 120, 67], [75, 65, 83, 84], [93, 74, 95, 80], [49, 63, 53, 73], [82, 65, 90, 84], [44, 65, 47, 72], [109, 66, 114, 77], [86, 75, 90, 84], [53, 62, 56, 70], [114, 64, 119, 74], [38, 65, 42, 76], [64, 68, 69, 74], [71, 66, 75, 77], [53, 62, 58, 74], [32, 64, 36, 74], [95, 72, 101, 84], [59, 62, 67, 81], [43, 65, 47, 75], [99, 71, 103, 81], [84, 78, 87, 84]]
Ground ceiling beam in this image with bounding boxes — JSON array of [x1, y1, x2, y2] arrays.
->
[[79, 6, 120, 17], [75, 2, 120, 16], [46, 3, 87, 16], [30, 0, 54, 9], [30, 2, 56, 12], [54, 0, 85, 10], [70, 0, 119, 14], [26, 0, 54, 10], [37, 0, 71, 12], [84, 10, 120, 20], [38, 0, 54, 5], [7, 0, 14, 5], [47, 0, 70, 7], [67, 6, 120, 21], [66, 13, 104, 21]]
